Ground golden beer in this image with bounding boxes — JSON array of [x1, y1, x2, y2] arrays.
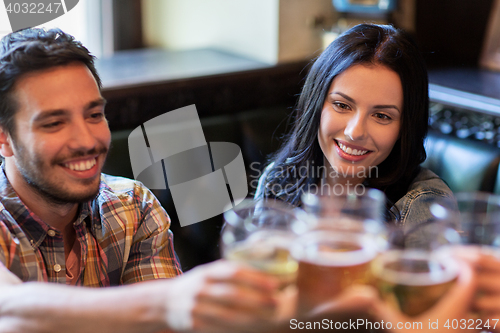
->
[[225, 231, 298, 289], [293, 232, 378, 314], [372, 250, 458, 316]]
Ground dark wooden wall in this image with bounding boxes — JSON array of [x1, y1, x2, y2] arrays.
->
[[415, 0, 494, 68]]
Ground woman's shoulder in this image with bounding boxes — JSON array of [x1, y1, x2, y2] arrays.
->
[[389, 167, 457, 247], [392, 167, 455, 214], [405, 167, 453, 197]]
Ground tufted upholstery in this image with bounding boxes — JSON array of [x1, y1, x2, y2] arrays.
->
[[423, 130, 500, 194]]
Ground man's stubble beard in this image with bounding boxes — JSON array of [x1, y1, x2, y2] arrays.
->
[[12, 138, 108, 205]]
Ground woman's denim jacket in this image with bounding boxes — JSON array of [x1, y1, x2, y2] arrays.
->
[[388, 168, 456, 249]]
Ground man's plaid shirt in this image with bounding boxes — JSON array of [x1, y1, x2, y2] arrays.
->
[[0, 171, 182, 286]]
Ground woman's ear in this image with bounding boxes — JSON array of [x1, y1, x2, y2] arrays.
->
[[0, 128, 14, 158]]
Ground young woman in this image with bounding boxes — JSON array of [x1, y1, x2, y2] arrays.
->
[[254, 24, 455, 247]]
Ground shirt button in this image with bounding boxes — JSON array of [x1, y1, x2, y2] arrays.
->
[[53, 264, 62, 273], [47, 230, 56, 237]]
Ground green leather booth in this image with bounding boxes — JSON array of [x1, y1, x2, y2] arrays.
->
[[423, 130, 500, 194]]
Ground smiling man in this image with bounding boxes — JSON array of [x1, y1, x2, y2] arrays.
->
[[9, 64, 109, 206], [0, 28, 281, 333], [0, 29, 181, 285]]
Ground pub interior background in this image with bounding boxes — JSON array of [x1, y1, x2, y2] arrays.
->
[[1, 0, 500, 271]]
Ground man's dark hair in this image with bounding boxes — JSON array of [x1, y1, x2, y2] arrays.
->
[[0, 28, 101, 136]]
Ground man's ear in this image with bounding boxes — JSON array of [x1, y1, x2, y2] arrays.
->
[[0, 128, 14, 158]]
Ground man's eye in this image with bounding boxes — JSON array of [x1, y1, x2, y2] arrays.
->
[[42, 121, 62, 128], [90, 112, 104, 120]]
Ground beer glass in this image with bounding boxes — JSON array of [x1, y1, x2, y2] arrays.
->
[[372, 249, 459, 316], [453, 192, 500, 333], [302, 188, 388, 250], [221, 199, 309, 289], [302, 187, 386, 224], [454, 192, 500, 247], [291, 230, 379, 314]]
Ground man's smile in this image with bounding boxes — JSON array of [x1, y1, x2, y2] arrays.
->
[[63, 157, 97, 171]]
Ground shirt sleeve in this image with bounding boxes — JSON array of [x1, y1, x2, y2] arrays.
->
[[120, 184, 183, 284], [0, 221, 23, 285], [0, 221, 9, 269], [0, 207, 47, 282], [0, 205, 17, 270]]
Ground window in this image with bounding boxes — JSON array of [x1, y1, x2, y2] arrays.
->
[[0, 0, 130, 59]]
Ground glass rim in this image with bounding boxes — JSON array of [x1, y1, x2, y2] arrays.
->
[[301, 187, 386, 207], [455, 191, 500, 206], [223, 198, 309, 228], [371, 249, 459, 286], [290, 230, 378, 266]]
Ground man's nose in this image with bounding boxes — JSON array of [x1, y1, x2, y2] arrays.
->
[[68, 120, 97, 151]]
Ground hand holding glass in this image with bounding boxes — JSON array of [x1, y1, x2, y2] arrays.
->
[[221, 199, 308, 289]]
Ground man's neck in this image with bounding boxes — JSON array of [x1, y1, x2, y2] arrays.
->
[[4, 162, 79, 231]]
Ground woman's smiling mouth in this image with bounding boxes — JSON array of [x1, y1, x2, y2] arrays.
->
[[335, 140, 371, 156], [337, 141, 369, 156]]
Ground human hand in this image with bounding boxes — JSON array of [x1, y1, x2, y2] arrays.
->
[[463, 248, 500, 332], [164, 259, 281, 333], [306, 284, 378, 318]]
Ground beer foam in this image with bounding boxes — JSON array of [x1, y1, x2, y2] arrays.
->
[[307, 247, 376, 266], [292, 231, 379, 266]]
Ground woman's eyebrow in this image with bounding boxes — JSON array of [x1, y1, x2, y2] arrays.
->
[[332, 91, 401, 113], [373, 105, 401, 113], [331, 91, 355, 103]]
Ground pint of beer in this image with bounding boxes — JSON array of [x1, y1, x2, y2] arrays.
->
[[301, 190, 388, 249], [222, 199, 309, 288], [372, 250, 459, 316], [224, 230, 299, 289], [291, 231, 379, 314]]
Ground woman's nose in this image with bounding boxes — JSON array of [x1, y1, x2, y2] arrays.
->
[[344, 114, 367, 141]]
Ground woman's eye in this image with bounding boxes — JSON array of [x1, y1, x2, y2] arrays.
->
[[333, 102, 350, 110], [374, 113, 392, 121]]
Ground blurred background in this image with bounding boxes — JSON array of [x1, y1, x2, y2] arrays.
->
[[2, 0, 500, 271]]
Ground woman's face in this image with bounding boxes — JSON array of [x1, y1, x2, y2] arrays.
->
[[318, 64, 402, 183]]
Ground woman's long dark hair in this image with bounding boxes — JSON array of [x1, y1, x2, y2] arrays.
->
[[259, 24, 428, 206]]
